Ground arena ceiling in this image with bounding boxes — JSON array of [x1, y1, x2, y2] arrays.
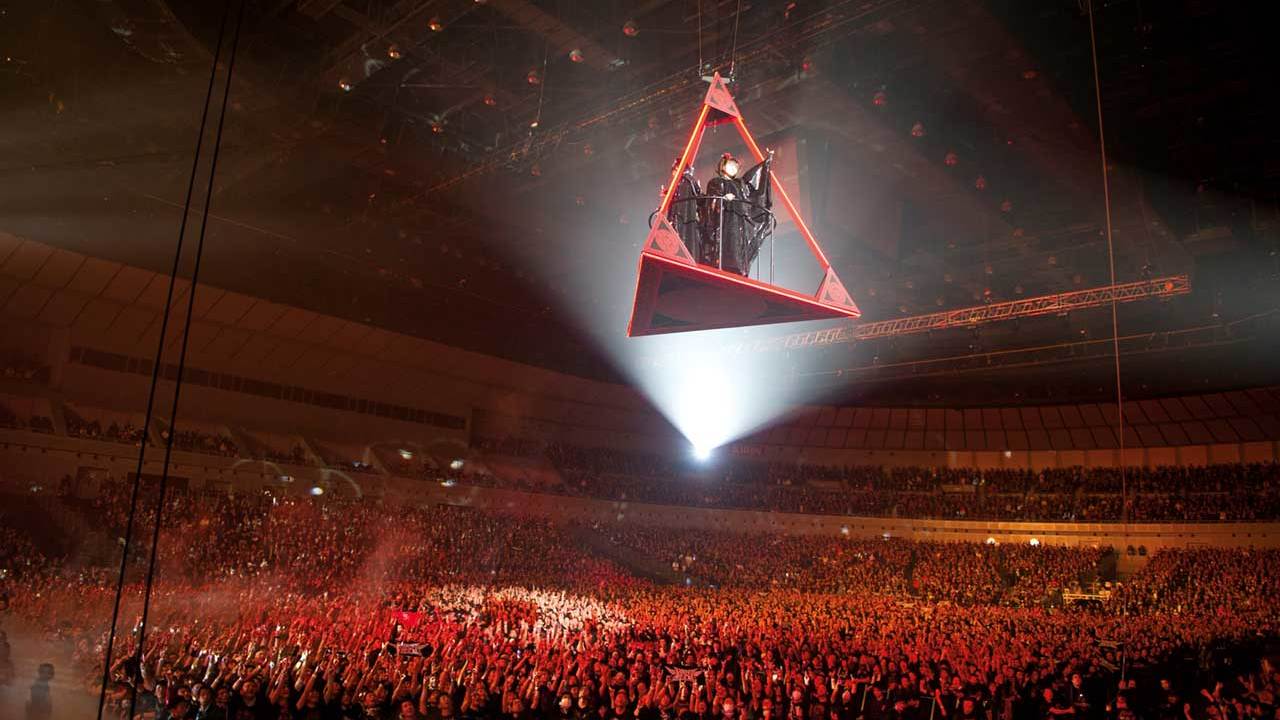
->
[[1, 0, 1277, 406]]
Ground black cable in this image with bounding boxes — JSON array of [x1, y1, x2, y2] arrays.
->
[[95, 1, 231, 716], [728, 0, 744, 80], [124, 0, 248, 714], [1086, 0, 1126, 530]]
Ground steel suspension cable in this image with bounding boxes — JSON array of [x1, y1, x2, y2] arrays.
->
[[1086, 0, 1127, 530], [95, 1, 231, 715], [123, 0, 248, 716]]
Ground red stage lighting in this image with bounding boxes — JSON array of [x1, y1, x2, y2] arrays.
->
[[627, 73, 860, 337], [944, 150, 958, 166], [568, 49, 584, 63], [622, 19, 639, 36], [910, 121, 925, 137]]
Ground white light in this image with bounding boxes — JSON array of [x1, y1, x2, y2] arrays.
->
[[1029, 538, 1040, 546], [985, 536, 997, 545], [398, 449, 414, 460], [661, 361, 739, 457], [310, 486, 324, 496], [840, 526, 850, 536], [449, 458, 465, 471], [1003, 450, 1012, 458]]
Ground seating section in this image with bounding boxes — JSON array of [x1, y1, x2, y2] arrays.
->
[[744, 387, 1280, 451]]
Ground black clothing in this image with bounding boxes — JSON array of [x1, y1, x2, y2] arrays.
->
[[703, 158, 772, 276], [667, 171, 705, 263]]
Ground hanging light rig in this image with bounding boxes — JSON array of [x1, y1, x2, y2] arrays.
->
[[627, 73, 860, 337]]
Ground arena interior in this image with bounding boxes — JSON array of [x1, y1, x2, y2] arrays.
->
[[1, 1, 1279, 719]]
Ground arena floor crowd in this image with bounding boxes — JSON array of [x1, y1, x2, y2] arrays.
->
[[1, 474, 1278, 720]]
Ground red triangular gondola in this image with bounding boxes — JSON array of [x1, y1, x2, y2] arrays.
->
[[628, 73, 860, 337]]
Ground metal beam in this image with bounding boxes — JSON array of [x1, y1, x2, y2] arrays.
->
[[485, 0, 621, 72], [728, 275, 1191, 352]]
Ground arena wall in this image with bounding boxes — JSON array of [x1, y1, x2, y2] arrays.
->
[[4, 234, 1280, 468]]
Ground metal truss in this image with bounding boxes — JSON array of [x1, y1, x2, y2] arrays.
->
[[729, 275, 1191, 353]]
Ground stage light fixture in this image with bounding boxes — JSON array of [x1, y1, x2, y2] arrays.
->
[[428, 17, 444, 32], [974, 175, 987, 191], [1029, 538, 1041, 546], [449, 458, 465, 470], [622, 19, 639, 36], [569, 48, 584, 63], [944, 150, 958, 166], [310, 486, 325, 496], [872, 90, 887, 107], [338, 79, 352, 93], [387, 45, 401, 60], [483, 94, 497, 107], [910, 121, 925, 137], [526, 68, 542, 85], [692, 444, 713, 461], [398, 449, 414, 460]]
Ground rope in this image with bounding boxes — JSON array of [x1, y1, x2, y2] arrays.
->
[[729, 0, 744, 80], [1086, 0, 1126, 529], [696, 0, 704, 75], [95, 0, 232, 715]]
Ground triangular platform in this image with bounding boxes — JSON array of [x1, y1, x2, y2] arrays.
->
[[627, 73, 860, 337], [629, 251, 861, 336]]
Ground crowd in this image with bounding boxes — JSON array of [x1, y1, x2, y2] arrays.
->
[[0, 400, 54, 434], [0, 348, 49, 383], [595, 526, 913, 596], [476, 439, 1280, 523], [65, 412, 149, 446], [0, 472, 1277, 720], [160, 428, 239, 458]]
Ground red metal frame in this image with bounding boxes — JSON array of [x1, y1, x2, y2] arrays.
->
[[628, 73, 859, 337]]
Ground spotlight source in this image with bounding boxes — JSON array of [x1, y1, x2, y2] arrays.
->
[[691, 444, 713, 461], [310, 486, 324, 496], [449, 458, 465, 470]]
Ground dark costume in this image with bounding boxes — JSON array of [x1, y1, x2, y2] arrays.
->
[[666, 167, 705, 264], [704, 155, 773, 276]]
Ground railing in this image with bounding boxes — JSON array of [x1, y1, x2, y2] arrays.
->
[[655, 195, 778, 282]]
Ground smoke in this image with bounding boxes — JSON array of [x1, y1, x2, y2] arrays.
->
[[492, 148, 841, 454]]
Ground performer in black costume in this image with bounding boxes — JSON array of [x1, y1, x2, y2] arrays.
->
[[665, 157, 705, 262], [704, 151, 773, 276]]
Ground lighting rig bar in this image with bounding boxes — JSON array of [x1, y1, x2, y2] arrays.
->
[[728, 275, 1191, 353]]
